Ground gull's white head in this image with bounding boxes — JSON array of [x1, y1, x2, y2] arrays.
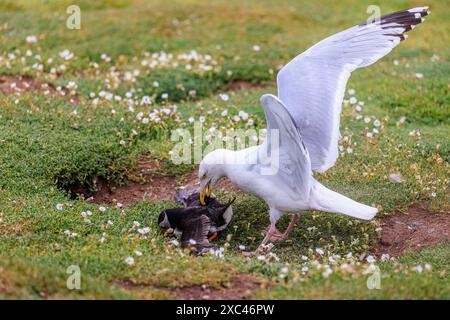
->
[[198, 149, 230, 204]]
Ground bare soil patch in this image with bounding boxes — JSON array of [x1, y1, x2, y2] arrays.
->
[[86, 157, 186, 206], [228, 80, 271, 91], [116, 274, 264, 300], [375, 203, 450, 257], [0, 74, 78, 103], [85, 157, 240, 206]]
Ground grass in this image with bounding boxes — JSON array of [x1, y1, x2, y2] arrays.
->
[[0, 0, 449, 299]]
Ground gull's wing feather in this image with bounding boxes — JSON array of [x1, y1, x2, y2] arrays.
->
[[259, 94, 311, 201], [277, 7, 429, 172]]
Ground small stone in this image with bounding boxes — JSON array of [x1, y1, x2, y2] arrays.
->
[[389, 173, 404, 184]]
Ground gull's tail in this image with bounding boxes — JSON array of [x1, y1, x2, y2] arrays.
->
[[308, 179, 377, 220]]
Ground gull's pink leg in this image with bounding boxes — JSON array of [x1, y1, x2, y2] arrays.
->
[[243, 213, 300, 257]]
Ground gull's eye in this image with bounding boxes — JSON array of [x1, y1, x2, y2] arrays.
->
[[201, 172, 207, 179]]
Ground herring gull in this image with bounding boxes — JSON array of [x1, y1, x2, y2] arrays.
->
[[198, 7, 430, 251]]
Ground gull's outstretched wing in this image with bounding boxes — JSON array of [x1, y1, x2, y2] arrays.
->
[[277, 7, 429, 172], [259, 94, 311, 201]]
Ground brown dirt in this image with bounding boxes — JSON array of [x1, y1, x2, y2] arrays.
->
[[375, 203, 450, 257], [87, 157, 184, 205], [228, 80, 271, 91], [116, 274, 264, 300], [0, 74, 78, 103], [86, 156, 240, 206]]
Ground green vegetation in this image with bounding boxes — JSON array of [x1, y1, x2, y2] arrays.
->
[[0, 0, 448, 299]]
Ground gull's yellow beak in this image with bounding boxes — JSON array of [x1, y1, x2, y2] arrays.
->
[[199, 180, 212, 205]]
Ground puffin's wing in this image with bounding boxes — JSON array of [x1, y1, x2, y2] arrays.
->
[[259, 94, 311, 201], [180, 214, 211, 249], [277, 7, 429, 172]]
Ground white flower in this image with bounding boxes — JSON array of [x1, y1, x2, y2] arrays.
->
[[56, 203, 64, 211], [252, 45, 261, 51], [396, 116, 407, 125], [349, 97, 357, 104], [301, 255, 308, 261], [219, 93, 229, 101], [221, 109, 228, 117], [107, 220, 113, 225], [188, 116, 195, 123], [315, 248, 324, 255], [393, 59, 399, 66], [257, 255, 265, 261], [280, 267, 289, 273], [161, 93, 169, 99], [415, 72, 423, 79], [59, 49, 74, 60], [348, 88, 355, 95], [238, 111, 249, 120], [133, 221, 140, 227], [381, 254, 390, 261], [373, 119, 381, 127], [189, 239, 197, 245], [67, 81, 78, 90], [125, 256, 135, 265], [134, 250, 143, 256], [430, 54, 440, 62], [431, 192, 436, 198], [26, 35, 37, 44], [366, 255, 376, 264], [170, 239, 180, 246], [322, 268, 332, 278], [416, 264, 423, 273], [138, 227, 150, 235], [364, 117, 371, 123], [141, 96, 152, 105], [99, 206, 106, 213], [425, 263, 432, 271], [346, 147, 353, 154], [238, 245, 246, 251]]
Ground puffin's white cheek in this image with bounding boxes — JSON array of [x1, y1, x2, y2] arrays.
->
[[159, 214, 171, 228]]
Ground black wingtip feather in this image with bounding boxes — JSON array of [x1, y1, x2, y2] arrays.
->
[[360, 7, 430, 30]]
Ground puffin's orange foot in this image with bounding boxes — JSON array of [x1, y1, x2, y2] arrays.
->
[[208, 232, 218, 241]]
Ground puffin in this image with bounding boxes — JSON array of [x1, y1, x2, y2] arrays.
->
[[158, 188, 235, 252]]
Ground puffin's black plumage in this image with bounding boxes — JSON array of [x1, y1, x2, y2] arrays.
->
[[158, 188, 235, 252]]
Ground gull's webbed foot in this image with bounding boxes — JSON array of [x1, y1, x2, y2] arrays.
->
[[242, 213, 300, 257]]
